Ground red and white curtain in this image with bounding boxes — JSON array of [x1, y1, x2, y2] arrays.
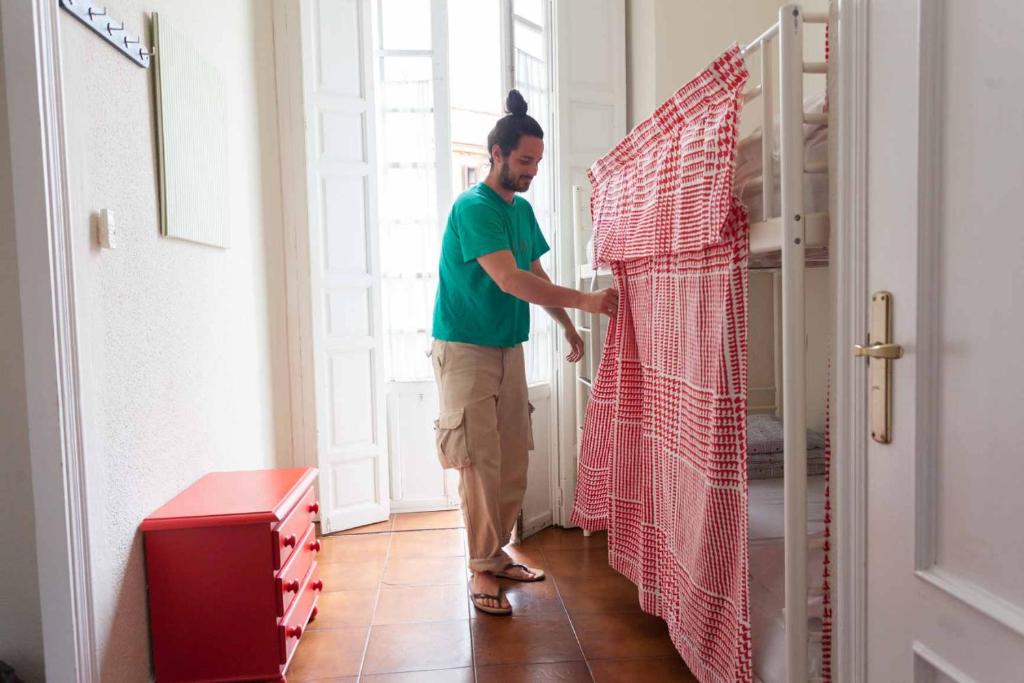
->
[[572, 45, 753, 683]]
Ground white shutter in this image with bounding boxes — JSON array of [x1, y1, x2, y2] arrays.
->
[[297, 0, 390, 533], [551, 0, 626, 525]]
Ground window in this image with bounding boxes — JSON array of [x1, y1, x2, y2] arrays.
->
[[374, 0, 556, 384]]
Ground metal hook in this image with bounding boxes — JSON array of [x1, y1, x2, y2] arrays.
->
[[123, 35, 140, 47], [87, 6, 107, 20], [106, 21, 124, 35], [138, 47, 155, 59]]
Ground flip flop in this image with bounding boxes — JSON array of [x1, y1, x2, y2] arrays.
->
[[470, 587, 512, 615], [495, 562, 546, 582]]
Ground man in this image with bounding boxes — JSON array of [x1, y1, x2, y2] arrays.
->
[[431, 89, 618, 615]]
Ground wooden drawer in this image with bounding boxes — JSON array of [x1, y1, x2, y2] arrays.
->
[[279, 563, 321, 667], [275, 523, 321, 616], [272, 485, 318, 570]]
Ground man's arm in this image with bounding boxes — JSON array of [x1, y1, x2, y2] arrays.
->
[[531, 260, 585, 363], [529, 259, 575, 329], [476, 250, 617, 316]]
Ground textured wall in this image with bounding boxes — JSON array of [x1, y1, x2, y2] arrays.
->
[[60, 1, 289, 679], [0, 3, 46, 678]]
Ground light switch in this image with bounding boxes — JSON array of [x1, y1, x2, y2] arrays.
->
[[97, 209, 117, 249]]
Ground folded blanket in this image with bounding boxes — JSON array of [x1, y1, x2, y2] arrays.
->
[[748, 413, 827, 455]]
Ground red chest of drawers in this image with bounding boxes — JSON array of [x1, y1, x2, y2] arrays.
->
[[141, 467, 322, 682]]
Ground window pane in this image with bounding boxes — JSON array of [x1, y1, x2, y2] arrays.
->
[[448, 0, 502, 114], [380, 56, 433, 111], [513, 0, 545, 27], [376, 15, 438, 381], [380, 0, 432, 50], [514, 17, 554, 384], [448, 0, 502, 199], [513, 20, 544, 61]]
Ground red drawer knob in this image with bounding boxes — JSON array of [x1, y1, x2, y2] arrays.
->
[[312, 579, 324, 592], [309, 540, 322, 553], [284, 580, 300, 593], [283, 534, 297, 548], [308, 501, 320, 514], [309, 606, 319, 623], [287, 625, 303, 639]]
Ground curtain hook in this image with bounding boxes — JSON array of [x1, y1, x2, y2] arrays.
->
[[106, 21, 124, 36], [123, 36, 140, 47], [87, 6, 107, 20], [138, 47, 155, 59]]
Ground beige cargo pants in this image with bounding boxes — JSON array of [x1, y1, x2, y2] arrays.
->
[[431, 340, 533, 574]]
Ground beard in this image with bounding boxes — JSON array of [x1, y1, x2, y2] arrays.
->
[[498, 161, 533, 193]]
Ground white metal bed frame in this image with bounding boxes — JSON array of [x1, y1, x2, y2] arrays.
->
[[570, 6, 830, 683], [742, 6, 828, 682]]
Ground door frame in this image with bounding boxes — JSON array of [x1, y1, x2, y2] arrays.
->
[[832, 0, 870, 680], [1, 0, 97, 680]]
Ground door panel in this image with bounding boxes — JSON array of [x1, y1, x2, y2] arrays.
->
[[301, 0, 390, 533], [552, 0, 626, 526], [865, 1, 1024, 679]]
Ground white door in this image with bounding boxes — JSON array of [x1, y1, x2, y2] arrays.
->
[[551, 0, 626, 527], [297, 0, 390, 533], [863, 1, 1024, 679]]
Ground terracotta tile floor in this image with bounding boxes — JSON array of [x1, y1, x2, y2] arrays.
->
[[294, 510, 696, 682]]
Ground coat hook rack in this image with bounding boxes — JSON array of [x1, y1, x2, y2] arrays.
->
[[59, 0, 152, 68]]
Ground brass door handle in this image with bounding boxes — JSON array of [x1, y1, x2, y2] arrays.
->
[[852, 342, 904, 360]]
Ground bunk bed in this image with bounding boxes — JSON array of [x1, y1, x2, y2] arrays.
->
[[571, 6, 833, 682], [740, 8, 834, 681]]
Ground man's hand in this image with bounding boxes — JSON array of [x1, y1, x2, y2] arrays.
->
[[580, 288, 619, 317], [564, 326, 584, 363]]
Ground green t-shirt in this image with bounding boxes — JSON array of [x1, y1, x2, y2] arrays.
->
[[432, 183, 550, 347]]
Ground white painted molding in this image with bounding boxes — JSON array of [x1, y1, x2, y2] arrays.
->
[[832, 0, 870, 680], [913, 0, 943, 577], [270, 1, 316, 469], [917, 568, 1024, 640], [913, 641, 979, 683], [2, 0, 96, 680]]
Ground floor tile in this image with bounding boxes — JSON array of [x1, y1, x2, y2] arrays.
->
[[338, 517, 394, 535], [362, 620, 473, 674], [285, 626, 368, 680], [470, 577, 566, 620], [523, 527, 608, 550], [289, 677, 357, 683], [504, 542, 547, 569], [319, 533, 392, 564], [476, 661, 593, 682], [360, 669, 475, 682], [471, 616, 584, 667], [389, 528, 465, 559], [589, 656, 696, 682], [382, 556, 468, 587], [307, 589, 377, 629], [556, 573, 641, 616], [392, 509, 464, 531], [374, 584, 469, 624], [542, 547, 619, 582], [571, 612, 678, 660], [318, 559, 386, 591]]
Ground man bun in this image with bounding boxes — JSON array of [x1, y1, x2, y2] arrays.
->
[[505, 89, 529, 117]]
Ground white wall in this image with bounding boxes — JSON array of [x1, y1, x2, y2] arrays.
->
[[626, 0, 831, 432], [59, 1, 290, 679], [0, 4, 45, 678]]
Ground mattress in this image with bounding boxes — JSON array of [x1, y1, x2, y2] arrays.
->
[[749, 476, 827, 683], [736, 94, 830, 269]]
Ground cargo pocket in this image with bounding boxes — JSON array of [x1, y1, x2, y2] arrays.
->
[[527, 402, 536, 451], [434, 408, 470, 470]]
